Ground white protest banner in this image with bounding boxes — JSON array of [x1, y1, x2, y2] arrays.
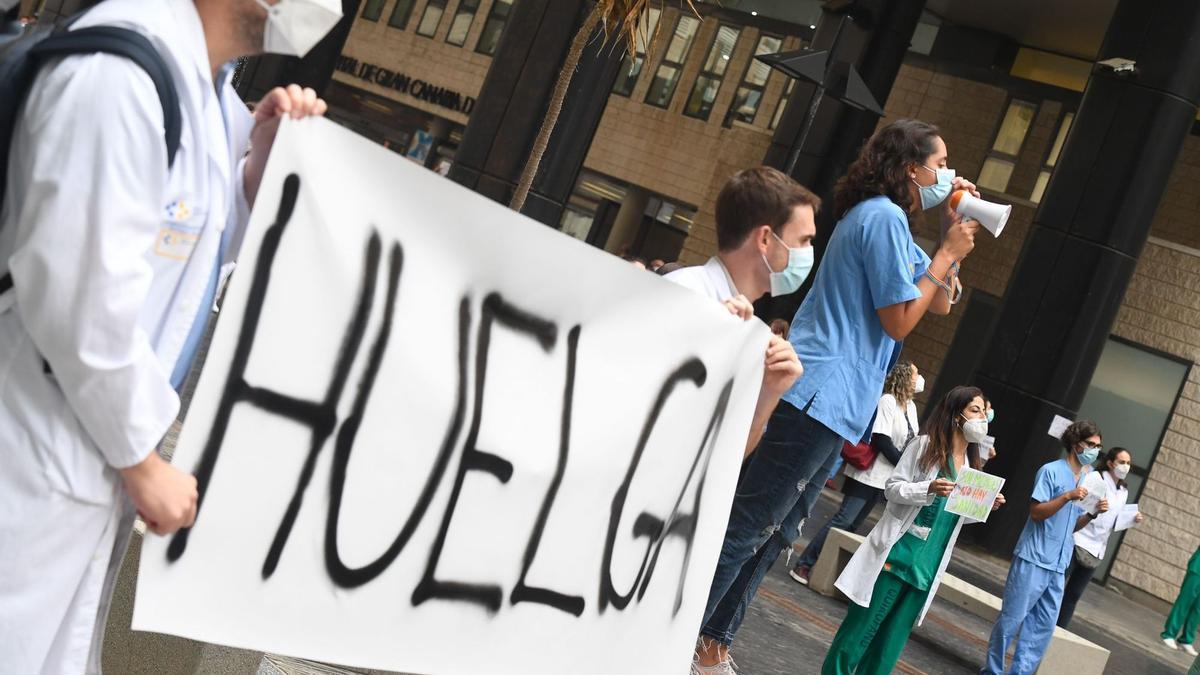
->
[[946, 468, 1005, 523], [1115, 504, 1140, 531], [132, 118, 768, 675]]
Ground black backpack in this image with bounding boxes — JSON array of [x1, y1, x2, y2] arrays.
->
[[0, 18, 182, 295]]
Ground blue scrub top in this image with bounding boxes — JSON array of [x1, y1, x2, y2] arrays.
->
[[783, 196, 930, 443], [1015, 459, 1084, 573]]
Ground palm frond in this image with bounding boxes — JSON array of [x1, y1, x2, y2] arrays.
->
[[594, 0, 700, 59]]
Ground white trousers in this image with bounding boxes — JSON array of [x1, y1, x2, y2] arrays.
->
[[0, 445, 127, 674]]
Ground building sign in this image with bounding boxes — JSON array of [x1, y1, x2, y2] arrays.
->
[[132, 118, 767, 675], [336, 56, 476, 115]]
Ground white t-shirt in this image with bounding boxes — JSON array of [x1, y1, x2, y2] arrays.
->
[[664, 257, 737, 302], [1073, 470, 1128, 559], [844, 393, 918, 490]]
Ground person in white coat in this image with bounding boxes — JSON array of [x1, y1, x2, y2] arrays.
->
[[823, 385, 1005, 674], [1056, 446, 1142, 629], [0, 1, 339, 672]]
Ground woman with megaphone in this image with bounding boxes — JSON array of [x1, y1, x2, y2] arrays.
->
[[693, 119, 985, 674]]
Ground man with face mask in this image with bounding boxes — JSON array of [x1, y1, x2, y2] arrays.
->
[[0, 1, 340, 671], [982, 420, 1108, 675], [664, 166, 812, 458]]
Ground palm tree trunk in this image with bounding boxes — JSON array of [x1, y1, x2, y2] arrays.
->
[[508, 4, 603, 213]]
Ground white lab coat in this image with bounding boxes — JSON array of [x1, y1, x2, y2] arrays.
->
[[835, 436, 982, 626], [0, 1, 254, 671]]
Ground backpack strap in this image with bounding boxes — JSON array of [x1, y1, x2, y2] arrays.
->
[[30, 26, 181, 166], [0, 26, 181, 298]]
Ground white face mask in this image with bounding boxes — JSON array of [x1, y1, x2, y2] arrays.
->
[[913, 375, 925, 394], [255, 0, 343, 57], [1113, 463, 1131, 480], [960, 414, 988, 444]]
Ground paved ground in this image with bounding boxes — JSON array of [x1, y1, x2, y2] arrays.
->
[[101, 488, 1199, 674]]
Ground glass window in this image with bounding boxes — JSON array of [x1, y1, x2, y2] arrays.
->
[[1030, 112, 1074, 203], [476, 0, 513, 55], [977, 99, 1037, 194], [416, 0, 447, 37], [445, 0, 480, 45], [770, 78, 795, 130], [724, 33, 782, 126], [388, 0, 417, 28], [361, 0, 387, 21], [1076, 337, 1191, 582], [611, 8, 661, 97], [683, 24, 739, 120], [1046, 112, 1074, 168], [644, 14, 700, 109], [977, 157, 1016, 193], [992, 99, 1037, 156]]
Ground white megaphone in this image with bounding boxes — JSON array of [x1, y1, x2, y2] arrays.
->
[[949, 190, 1011, 238]]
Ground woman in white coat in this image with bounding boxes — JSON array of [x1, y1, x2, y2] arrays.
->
[[822, 385, 1005, 674], [1057, 446, 1142, 628]]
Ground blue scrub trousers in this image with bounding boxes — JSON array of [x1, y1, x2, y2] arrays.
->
[[982, 557, 1065, 675], [979, 557, 1065, 672]]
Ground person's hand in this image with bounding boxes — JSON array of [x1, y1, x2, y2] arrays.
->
[[1069, 486, 1089, 502], [761, 335, 803, 398], [722, 294, 754, 321], [244, 85, 329, 205], [928, 478, 955, 497], [120, 452, 198, 536], [988, 446, 998, 460], [992, 493, 1006, 511], [942, 176, 981, 224], [1134, 512, 1144, 524], [1096, 499, 1110, 514], [939, 217, 979, 262]]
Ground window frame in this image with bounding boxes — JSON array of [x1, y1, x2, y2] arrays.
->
[[682, 23, 741, 121], [977, 97, 1040, 195], [445, 0, 482, 46], [387, 0, 418, 29], [475, 0, 514, 56], [643, 13, 702, 110], [611, 7, 662, 97], [415, 0, 449, 38], [1030, 108, 1076, 204], [361, 0, 388, 22], [723, 32, 782, 128]]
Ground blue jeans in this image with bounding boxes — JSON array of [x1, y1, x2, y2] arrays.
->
[[982, 557, 1065, 675], [700, 400, 844, 645], [794, 488, 879, 571]]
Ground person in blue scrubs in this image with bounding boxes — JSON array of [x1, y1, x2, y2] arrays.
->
[[982, 420, 1107, 674], [695, 118, 984, 673]]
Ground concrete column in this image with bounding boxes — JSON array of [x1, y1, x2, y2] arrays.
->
[[448, 0, 625, 228], [974, 0, 1200, 553], [604, 186, 651, 254]]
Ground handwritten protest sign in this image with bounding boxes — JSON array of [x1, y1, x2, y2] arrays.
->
[[946, 468, 1005, 522], [133, 118, 767, 675]]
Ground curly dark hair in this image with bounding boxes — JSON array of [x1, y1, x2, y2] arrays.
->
[[1061, 420, 1101, 453], [883, 360, 916, 404], [833, 119, 942, 225]]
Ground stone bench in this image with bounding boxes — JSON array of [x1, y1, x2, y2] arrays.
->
[[807, 527, 1110, 675]]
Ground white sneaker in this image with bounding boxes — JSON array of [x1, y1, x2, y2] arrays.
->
[[1163, 637, 1179, 650], [1183, 643, 1198, 656], [691, 660, 737, 675]]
